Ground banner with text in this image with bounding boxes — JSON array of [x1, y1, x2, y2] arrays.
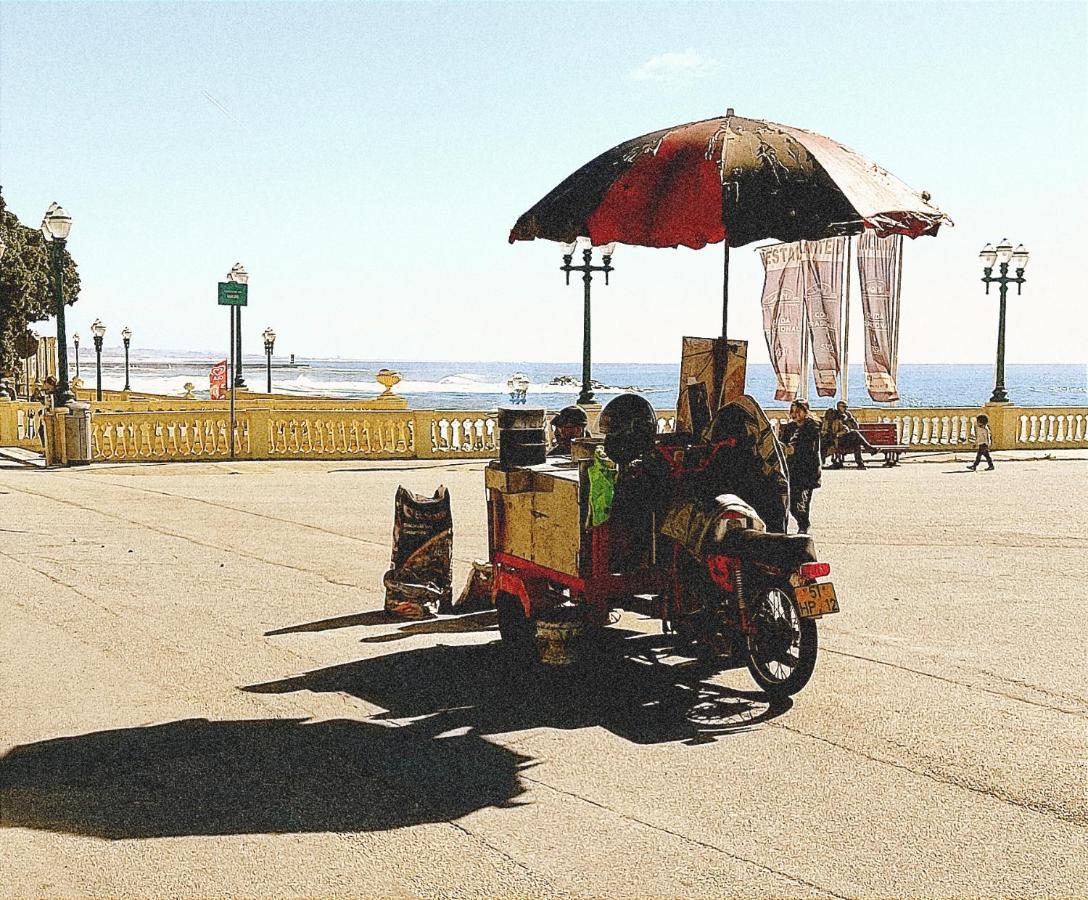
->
[[759, 242, 805, 401], [857, 230, 901, 402], [802, 237, 846, 397], [210, 360, 228, 400]]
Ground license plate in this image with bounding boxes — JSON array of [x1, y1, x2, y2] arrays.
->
[[794, 582, 839, 618]]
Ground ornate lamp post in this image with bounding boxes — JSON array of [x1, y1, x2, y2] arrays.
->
[[40, 203, 75, 406], [91, 318, 106, 401], [121, 326, 132, 392], [979, 238, 1029, 404], [560, 237, 614, 406], [73, 332, 80, 380], [227, 262, 248, 388], [262, 326, 276, 393]]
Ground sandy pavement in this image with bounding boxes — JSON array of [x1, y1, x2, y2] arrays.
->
[[0, 450, 1085, 897]]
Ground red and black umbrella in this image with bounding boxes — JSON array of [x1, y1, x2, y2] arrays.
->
[[510, 109, 950, 335]]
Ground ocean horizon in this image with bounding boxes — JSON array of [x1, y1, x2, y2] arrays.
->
[[72, 349, 1087, 411]]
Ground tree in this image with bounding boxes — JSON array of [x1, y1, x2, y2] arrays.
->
[[0, 186, 81, 376]]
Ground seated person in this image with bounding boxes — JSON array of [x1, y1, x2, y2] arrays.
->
[[825, 401, 873, 469], [547, 405, 589, 456]]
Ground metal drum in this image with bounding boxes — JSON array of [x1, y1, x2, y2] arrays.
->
[[498, 407, 547, 468]]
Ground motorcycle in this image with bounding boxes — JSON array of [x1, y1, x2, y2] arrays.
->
[[665, 495, 837, 697]]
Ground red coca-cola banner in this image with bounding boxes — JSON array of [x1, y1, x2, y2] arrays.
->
[[857, 231, 900, 402], [758, 242, 805, 401], [802, 237, 845, 397], [209, 360, 228, 400]]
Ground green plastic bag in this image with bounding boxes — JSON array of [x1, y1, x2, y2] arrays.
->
[[587, 447, 617, 527]]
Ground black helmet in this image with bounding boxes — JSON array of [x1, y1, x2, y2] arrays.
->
[[598, 393, 657, 464], [551, 405, 588, 429]]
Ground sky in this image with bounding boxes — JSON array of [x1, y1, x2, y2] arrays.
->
[[1, 1, 1086, 367]]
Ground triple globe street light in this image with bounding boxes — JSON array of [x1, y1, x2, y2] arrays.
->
[[560, 237, 615, 407], [978, 238, 1030, 404]]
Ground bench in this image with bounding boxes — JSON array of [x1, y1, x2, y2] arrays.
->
[[830, 421, 907, 467]]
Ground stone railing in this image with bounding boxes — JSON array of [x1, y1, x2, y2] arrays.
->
[[0, 401, 46, 450], [658, 403, 1088, 452], [87, 407, 505, 463], [1010, 407, 1087, 448], [10, 398, 1085, 466]]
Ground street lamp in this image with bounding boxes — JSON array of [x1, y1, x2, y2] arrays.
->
[[121, 326, 132, 392], [227, 262, 248, 388], [979, 238, 1029, 404], [262, 326, 276, 393], [91, 318, 106, 401], [560, 237, 615, 406], [40, 203, 74, 406], [73, 332, 80, 380]]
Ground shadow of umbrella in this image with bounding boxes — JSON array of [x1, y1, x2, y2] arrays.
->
[[0, 717, 531, 840], [245, 635, 791, 747]]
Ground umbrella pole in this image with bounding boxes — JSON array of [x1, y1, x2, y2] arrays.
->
[[842, 237, 852, 404], [891, 235, 904, 382], [721, 242, 730, 340]]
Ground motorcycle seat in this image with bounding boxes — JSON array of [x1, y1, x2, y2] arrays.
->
[[717, 528, 816, 570]]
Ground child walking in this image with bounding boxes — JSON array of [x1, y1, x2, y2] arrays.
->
[[968, 414, 994, 470]]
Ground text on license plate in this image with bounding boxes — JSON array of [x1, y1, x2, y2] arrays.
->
[[794, 582, 839, 618]]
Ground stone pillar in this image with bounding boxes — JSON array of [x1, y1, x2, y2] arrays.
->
[[247, 409, 272, 459], [412, 411, 436, 458], [984, 402, 1017, 450], [44, 407, 69, 467]]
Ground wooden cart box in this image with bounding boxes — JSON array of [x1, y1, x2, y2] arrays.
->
[[486, 461, 584, 577]]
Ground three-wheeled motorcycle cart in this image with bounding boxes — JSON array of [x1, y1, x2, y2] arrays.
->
[[485, 400, 840, 698]]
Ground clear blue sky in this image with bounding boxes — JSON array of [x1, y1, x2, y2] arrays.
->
[[1, 1, 1085, 365]]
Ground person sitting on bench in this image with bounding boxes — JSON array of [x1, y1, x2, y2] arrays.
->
[[824, 401, 874, 469]]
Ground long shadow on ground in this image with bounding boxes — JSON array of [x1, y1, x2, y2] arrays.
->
[[0, 717, 530, 840], [0, 632, 788, 840], [246, 633, 790, 747]]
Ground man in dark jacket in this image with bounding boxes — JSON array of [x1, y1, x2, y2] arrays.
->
[[779, 399, 821, 533]]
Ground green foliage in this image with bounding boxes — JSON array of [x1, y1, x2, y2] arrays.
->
[[0, 187, 81, 374]]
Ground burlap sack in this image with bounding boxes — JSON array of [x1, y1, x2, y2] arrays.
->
[[383, 485, 453, 619]]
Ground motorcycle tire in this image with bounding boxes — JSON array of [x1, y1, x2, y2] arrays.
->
[[496, 592, 538, 666], [745, 579, 818, 698]]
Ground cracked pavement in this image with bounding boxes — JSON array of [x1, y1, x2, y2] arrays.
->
[[1, 454, 1085, 897]]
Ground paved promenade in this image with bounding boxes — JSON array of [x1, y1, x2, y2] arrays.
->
[[1, 451, 1085, 897]]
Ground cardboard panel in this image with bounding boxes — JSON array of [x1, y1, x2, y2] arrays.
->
[[675, 337, 748, 435]]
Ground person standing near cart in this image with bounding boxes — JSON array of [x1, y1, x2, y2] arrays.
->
[[780, 399, 822, 534]]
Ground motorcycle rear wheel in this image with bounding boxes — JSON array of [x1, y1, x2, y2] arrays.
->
[[745, 580, 818, 698]]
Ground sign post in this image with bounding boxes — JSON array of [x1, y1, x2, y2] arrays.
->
[[218, 282, 248, 459]]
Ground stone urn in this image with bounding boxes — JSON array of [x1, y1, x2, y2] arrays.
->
[[376, 369, 401, 397], [182, 382, 196, 399]]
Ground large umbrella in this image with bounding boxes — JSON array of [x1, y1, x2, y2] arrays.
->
[[510, 109, 950, 336]]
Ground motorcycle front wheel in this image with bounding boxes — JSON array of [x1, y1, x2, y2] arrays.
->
[[745, 580, 818, 698]]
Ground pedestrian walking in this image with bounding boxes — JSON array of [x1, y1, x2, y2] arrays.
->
[[968, 414, 995, 470], [780, 399, 822, 533]]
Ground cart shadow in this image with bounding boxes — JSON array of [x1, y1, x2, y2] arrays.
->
[[244, 634, 791, 747], [267, 609, 497, 640], [0, 716, 531, 840]]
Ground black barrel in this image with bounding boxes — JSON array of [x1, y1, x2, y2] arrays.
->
[[498, 408, 547, 467]]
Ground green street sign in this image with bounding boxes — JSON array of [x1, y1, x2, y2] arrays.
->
[[217, 282, 248, 306]]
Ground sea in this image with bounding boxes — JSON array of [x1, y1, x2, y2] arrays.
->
[[83, 349, 1086, 411]]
